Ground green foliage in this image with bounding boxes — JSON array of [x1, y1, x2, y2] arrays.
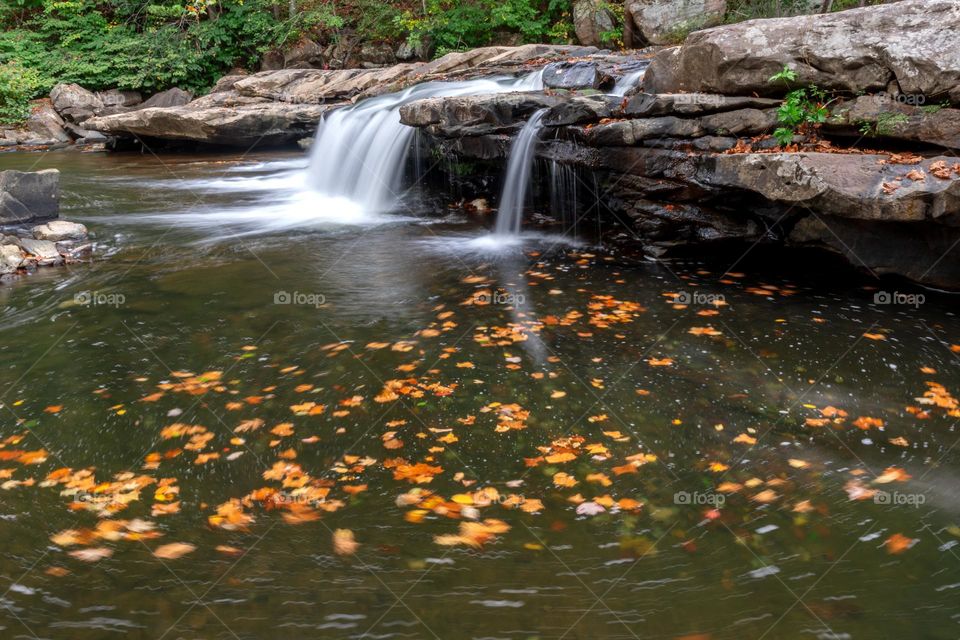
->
[[396, 0, 572, 55], [0, 61, 41, 125], [0, 0, 338, 95], [769, 65, 832, 146]]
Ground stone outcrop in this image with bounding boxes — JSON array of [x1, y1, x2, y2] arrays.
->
[[626, 0, 726, 46], [644, 0, 960, 102], [573, 0, 617, 47], [86, 45, 607, 147], [0, 169, 60, 223]]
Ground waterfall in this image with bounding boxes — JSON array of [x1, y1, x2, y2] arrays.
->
[[493, 108, 548, 236], [306, 71, 544, 213], [611, 68, 647, 96]]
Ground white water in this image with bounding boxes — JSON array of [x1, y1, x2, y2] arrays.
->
[[306, 71, 544, 214], [611, 68, 646, 96], [493, 108, 548, 236]]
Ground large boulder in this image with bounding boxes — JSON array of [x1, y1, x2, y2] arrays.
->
[[626, 0, 726, 46], [573, 0, 617, 47], [644, 0, 960, 101], [25, 103, 71, 143], [85, 102, 331, 147], [0, 169, 60, 224], [140, 88, 193, 109], [50, 83, 104, 123]]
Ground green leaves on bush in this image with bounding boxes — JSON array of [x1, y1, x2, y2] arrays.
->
[[769, 65, 832, 146], [0, 61, 41, 125]]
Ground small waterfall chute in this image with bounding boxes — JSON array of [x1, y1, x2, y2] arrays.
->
[[493, 108, 549, 236], [306, 72, 544, 214]]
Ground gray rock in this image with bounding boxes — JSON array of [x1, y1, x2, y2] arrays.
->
[[283, 38, 325, 68], [399, 93, 564, 137], [0, 169, 61, 224], [97, 89, 142, 108], [826, 95, 960, 150], [626, 0, 726, 46], [140, 88, 193, 109], [573, 0, 616, 47], [50, 83, 104, 123], [624, 93, 780, 117], [542, 61, 605, 90], [26, 104, 71, 143], [645, 0, 960, 102], [0, 244, 24, 274], [17, 237, 63, 266], [86, 102, 332, 147], [32, 220, 88, 242], [359, 43, 396, 68]]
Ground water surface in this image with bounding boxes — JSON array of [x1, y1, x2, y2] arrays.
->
[[0, 150, 959, 639]]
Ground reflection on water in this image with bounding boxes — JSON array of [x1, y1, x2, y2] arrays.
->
[[0, 150, 958, 640]]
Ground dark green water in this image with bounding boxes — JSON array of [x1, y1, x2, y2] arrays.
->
[[1, 149, 959, 639]]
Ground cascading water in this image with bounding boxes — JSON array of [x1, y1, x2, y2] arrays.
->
[[307, 71, 544, 214], [493, 108, 549, 236], [610, 67, 648, 96]]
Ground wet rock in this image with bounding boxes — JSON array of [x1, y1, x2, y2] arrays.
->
[[626, 0, 726, 46], [542, 61, 606, 90], [32, 220, 88, 242], [399, 93, 564, 137], [644, 0, 960, 101], [573, 0, 616, 47], [50, 83, 104, 123], [542, 95, 623, 126], [0, 169, 60, 224], [17, 238, 63, 266]]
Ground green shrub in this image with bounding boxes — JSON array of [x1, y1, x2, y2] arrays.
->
[[0, 61, 41, 125], [769, 66, 833, 146]]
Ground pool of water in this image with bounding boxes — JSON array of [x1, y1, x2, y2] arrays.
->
[[1, 149, 959, 639]]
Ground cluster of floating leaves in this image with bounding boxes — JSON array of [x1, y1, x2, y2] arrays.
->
[[1, 253, 958, 572]]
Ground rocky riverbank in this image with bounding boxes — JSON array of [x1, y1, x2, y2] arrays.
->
[[10, 0, 960, 290], [0, 169, 91, 279]]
